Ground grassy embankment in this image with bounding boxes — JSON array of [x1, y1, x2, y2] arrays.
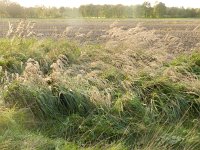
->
[[0, 37, 199, 149]]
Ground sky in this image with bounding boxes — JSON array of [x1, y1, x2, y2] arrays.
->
[[11, 0, 200, 8]]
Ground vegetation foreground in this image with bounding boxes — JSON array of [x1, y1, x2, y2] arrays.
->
[[0, 35, 200, 149]]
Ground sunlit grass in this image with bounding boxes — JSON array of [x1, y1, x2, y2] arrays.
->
[[0, 38, 199, 149]]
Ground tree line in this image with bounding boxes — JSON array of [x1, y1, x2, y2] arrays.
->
[[1, 0, 200, 18]]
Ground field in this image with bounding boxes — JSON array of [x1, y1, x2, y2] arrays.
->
[[0, 19, 200, 149], [1, 19, 200, 45]]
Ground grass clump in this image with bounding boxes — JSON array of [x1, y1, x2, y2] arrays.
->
[[170, 51, 200, 77], [133, 76, 191, 121], [3, 82, 95, 120]]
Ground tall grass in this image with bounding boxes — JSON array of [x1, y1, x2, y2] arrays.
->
[[0, 38, 199, 149]]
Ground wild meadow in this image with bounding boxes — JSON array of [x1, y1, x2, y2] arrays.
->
[[0, 19, 200, 149]]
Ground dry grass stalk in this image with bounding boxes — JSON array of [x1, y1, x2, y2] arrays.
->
[[6, 20, 36, 40]]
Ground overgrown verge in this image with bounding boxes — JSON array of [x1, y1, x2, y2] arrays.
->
[[0, 39, 199, 149]]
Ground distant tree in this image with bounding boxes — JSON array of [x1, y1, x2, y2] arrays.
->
[[166, 7, 179, 18], [49, 7, 61, 18], [186, 8, 198, 18], [34, 7, 46, 18], [24, 7, 36, 18], [6, 2, 24, 18], [195, 9, 200, 18], [0, 0, 8, 17], [59, 7, 65, 17], [1, 1, 200, 19], [133, 5, 144, 18], [124, 6, 134, 18], [142, 1, 152, 18], [113, 4, 124, 18], [154, 2, 166, 18], [79, 5, 86, 17], [102, 5, 114, 18], [80, 4, 97, 18]]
